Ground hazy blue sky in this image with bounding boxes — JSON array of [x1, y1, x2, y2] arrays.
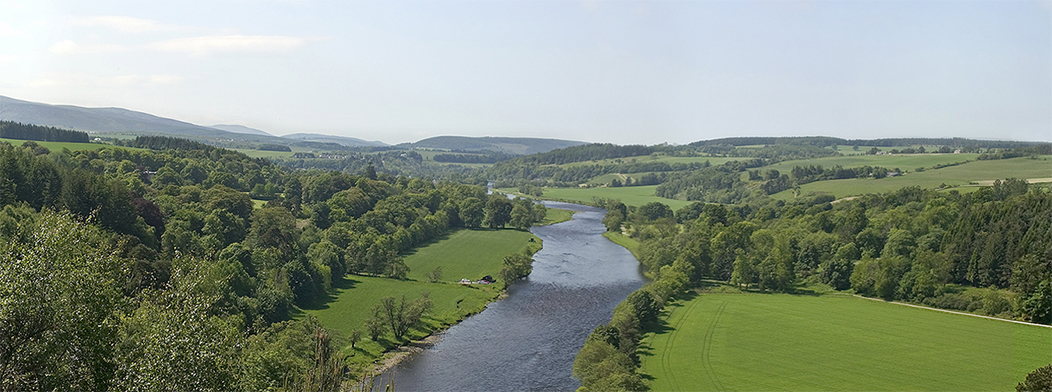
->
[[1, 0, 1049, 144]]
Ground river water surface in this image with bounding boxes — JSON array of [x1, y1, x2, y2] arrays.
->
[[385, 201, 645, 391]]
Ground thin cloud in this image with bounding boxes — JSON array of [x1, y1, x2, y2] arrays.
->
[[50, 40, 127, 55], [71, 16, 176, 34], [0, 54, 18, 63], [146, 35, 319, 56], [27, 72, 182, 88]]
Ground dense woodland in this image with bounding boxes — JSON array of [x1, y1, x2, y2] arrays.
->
[[0, 134, 547, 391], [0, 121, 90, 143]]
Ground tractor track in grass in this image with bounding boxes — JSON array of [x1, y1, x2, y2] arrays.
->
[[702, 301, 728, 391], [660, 296, 704, 391]]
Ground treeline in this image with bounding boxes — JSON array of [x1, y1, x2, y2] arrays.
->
[[788, 164, 897, 184], [638, 181, 1050, 322], [432, 151, 515, 164], [118, 135, 218, 151], [978, 144, 1052, 160], [0, 121, 89, 142], [257, 143, 292, 152], [654, 159, 768, 203], [515, 143, 657, 165], [576, 182, 1052, 389], [0, 137, 546, 390]]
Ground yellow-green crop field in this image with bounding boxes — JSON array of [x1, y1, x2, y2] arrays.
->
[[640, 293, 1052, 391]]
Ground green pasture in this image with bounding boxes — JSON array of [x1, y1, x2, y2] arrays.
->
[[302, 275, 499, 365], [773, 157, 1052, 200], [640, 293, 1052, 391], [520, 186, 691, 210], [536, 207, 575, 226], [760, 153, 980, 174], [1, 138, 129, 151], [402, 228, 539, 284]]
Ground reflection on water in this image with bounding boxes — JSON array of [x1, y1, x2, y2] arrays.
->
[[385, 202, 645, 391]]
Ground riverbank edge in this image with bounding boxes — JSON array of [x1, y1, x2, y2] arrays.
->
[[354, 225, 556, 382]]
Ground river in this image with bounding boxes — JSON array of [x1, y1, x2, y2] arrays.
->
[[382, 201, 645, 391]]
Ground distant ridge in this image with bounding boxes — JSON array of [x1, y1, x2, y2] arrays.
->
[[399, 136, 587, 155], [282, 132, 388, 147], [691, 136, 1047, 149], [210, 124, 272, 136], [0, 95, 380, 149], [0, 94, 227, 138]]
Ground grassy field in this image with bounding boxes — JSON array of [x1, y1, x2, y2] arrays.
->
[[773, 156, 1052, 200], [0, 138, 133, 151], [402, 228, 539, 283], [303, 275, 500, 368], [303, 227, 540, 370], [640, 293, 1052, 391], [528, 186, 693, 210]]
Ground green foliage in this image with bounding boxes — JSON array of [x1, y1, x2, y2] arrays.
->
[[0, 211, 125, 392], [1017, 364, 1052, 392], [376, 294, 433, 342], [0, 120, 89, 142], [498, 249, 535, 284]]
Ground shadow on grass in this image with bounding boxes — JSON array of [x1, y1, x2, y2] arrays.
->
[[300, 276, 362, 311]]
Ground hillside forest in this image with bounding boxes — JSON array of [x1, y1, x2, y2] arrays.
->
[[0, 130, 547, 391]]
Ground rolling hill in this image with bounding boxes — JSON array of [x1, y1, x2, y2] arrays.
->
[[399, 135, 586, 155], [281, 132, 387, 147], [209, 124, 272, 136]]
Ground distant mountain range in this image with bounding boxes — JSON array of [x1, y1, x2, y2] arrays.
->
[[0, 95, 583, 154], [399, 136, 587, 155], [281, 133, 387, 147], [209, 124, 272, 136]]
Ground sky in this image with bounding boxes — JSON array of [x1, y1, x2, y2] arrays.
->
[[0, 0, 1049, 145]]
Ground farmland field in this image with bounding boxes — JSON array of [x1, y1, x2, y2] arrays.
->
[[640, 293, 1052, 391], [772, 156, 1052, 200], [522, 185, 693, 210], [760, 153, 980, 174]]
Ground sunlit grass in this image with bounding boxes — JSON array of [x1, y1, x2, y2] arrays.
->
[[640, 292, 1052, 391]]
